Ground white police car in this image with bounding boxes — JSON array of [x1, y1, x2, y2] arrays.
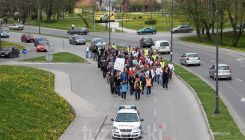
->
[[111, 105, 144, 139]]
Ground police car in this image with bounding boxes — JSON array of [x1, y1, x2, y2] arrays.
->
[[111, 105, 144, 139]]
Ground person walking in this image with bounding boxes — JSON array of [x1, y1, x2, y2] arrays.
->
[[140, 73, 146, 95], [128, 75, 135, 96], [134, 76, 142, 100], [155, 65, 162, 84], [168, 63, 174, 80], [145, 75, 152, 96], [108, 73, 115, 94], [115, 75, 122, 96], [162, 66, 169, 90], [120, 82, 128, 100]]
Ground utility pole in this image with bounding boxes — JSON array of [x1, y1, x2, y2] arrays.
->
[[122, 4, 124, 32], [108, 0, 111, 45], [214, 0, 220, 114], [170, 0, 173, 62], [38, 0, 41, 34], [93, 1, 96, 32]]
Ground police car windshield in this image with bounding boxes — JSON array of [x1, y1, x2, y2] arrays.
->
[[115, 113, 139, 122]]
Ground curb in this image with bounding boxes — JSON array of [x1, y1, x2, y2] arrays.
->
[[174, 73, 215, 140]]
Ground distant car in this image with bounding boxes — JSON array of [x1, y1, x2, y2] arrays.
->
[[172, 25, 193, 33], [235, 23, 245, 30], [111, 105, 143, 139], [209, 64, 232, 80], [180, 52, 201, 66], [140, 37, 154, 48], [69, 35, 86, 45], [152, 40, 170, 54], [67, 27, 89, 35], [137, 27, 157, 35], [9, 23, 24, 30], [34, 37, 48, 46], [0, 30, 9, 38], [36, 42, 48, 52], [91, 38, 107, 48], [0, 47, 20, 58], [21, 33, 35, 43]]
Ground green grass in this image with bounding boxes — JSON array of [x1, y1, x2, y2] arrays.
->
[[1, 41, 24, 50], [23, 52, 87, 63], [180, 32, 245, 52], [174, 64, 245, 140], [0, 65, 75, 139]]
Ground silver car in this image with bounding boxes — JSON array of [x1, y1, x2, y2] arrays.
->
[[9, 23, 24, 30], [209, 64, 232, 80], [180, 52, 201, 66]]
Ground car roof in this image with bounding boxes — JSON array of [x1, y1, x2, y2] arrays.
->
[[185, 52, 198, 55], [118, 109, 138, 114], [155, 40, 169, 43], [218, 64, 229, 66]]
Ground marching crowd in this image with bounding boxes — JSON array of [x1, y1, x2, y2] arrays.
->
[[86, 43, 174, 101]]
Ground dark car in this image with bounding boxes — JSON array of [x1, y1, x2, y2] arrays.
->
[[69, 35, 86, 45], [67, 27, 89, 35], [34, 37, 48, 46], [137, 27, 157, 35], [21, 33, 35, 43], [0, 30, 9, 38], [172, 25, 193, 33], [0, 47, 20, 58], [140, 37, 154, 48]]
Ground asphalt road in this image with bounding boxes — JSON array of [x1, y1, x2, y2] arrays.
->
[[1, 25, 245, 135]]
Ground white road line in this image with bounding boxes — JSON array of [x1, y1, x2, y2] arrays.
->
[[235, 78, 243, 82], [241, 98, 245, 102], [154, 109, 157, 117]]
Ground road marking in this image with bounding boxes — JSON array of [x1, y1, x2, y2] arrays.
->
[[235, 78, 243, 82], [241, 98, 245, 102], [154, 109, 157, 117]]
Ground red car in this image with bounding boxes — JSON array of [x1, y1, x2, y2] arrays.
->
[[21, 33, 35, 43], [36, 42, 48, 52]]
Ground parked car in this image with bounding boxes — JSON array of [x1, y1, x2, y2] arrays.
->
[[137, 27, 157, 35], [91, 38, 107, 48], [209, 64, 232, 80], [36, 42, 48, 52], [21, 33, 35, 43], [34, 37, 48, 46], [180, 52, 201, 66], [0, 47, 19, 58], [67, 27, 89, 35], [9, 23, 24, 30], [140, 37, 154, 48], [69, 35, 86, 45], [0, 30, 9, 38], [172, 25, 193, 33], [152, 40, 170, 54]]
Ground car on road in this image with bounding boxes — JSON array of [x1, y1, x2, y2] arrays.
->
[[180, 52, 201, 66], [67, 27, 89, 35], [0, 47, 20, 58], [69, 35, 86, 45], [137, 27, 157, 35], [36, 42, 48, 52], [0, 30, 9, 38], [152, 40, 170, 54], [140, 37, 154, 48], [9, 23, 24, 30], [91, 38, 107, 48], [111, 105, 143, 139], [209, 64, 232, 80], [21, 33, 35, 43], [172, 25, 193, 33], [34, 36, 48, 46]]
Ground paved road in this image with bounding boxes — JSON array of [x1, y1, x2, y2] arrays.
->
[[1, 32, 212, 139]]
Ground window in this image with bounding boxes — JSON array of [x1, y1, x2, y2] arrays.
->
[[115, 113, 139, 122]]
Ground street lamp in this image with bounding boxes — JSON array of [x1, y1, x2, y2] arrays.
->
[[214, 0, 220, 114], [170, 0, 173, 62]]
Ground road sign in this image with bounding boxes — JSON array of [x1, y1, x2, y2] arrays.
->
[[22, 48, 27, 54], [45, 53, 53, 61]]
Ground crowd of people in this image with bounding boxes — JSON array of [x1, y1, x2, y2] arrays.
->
[[86, 43, 174, 101]]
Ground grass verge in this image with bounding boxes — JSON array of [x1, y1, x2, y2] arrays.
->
[[23, 52, 87, 63], [0, 65, 75, 139], [174, 64, 245, 140], [1, 41, 24, 50], [180, 32, 245, 52]]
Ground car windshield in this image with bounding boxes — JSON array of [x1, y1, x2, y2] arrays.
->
[[188, 53, 199, 57], [218, 66, 229, 70], [160, 42, 169, 46], [115, 113, 139, 122], [75, 36, 84, 39], [144, 38, 152, 42], [2, 48, 11, 51], [94, 39, 103, 43]]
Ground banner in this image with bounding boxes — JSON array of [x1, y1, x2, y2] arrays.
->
[[114, 58, 125, 71]]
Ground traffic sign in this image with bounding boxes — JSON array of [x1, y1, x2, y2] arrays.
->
[[22, 48, 27, 54], [46, 53, 53, 61]]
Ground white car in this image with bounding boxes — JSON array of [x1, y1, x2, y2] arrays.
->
[[152, 40, 170, 54], [180, 52, 201, 66], [209, 64, 232, 80], [111, 105, 144, 139], [9, 23, 24, 30]]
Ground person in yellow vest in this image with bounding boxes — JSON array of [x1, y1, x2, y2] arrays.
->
[[112, 43, 117, 49], [144, 48, 149, 56], [145, 75, 152, 96], [127, 45, 132, 53], [152, 54, 157, 61], [159, 58, 165, 68]]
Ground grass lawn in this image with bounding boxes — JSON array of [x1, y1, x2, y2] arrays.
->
[[23, 52, 87, 63], [0, 65, 75, 139], [174, 64, 245, 140], [180, 32, 245, 52], [1, 41, 24, 50]]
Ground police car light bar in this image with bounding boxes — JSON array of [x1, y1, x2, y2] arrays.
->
[[119, 105, 137, 110]]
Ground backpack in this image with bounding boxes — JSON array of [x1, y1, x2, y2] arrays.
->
[[135, 81, 140, 90]]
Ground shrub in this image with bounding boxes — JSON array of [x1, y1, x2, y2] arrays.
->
[[145, 19, 156, 25]]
